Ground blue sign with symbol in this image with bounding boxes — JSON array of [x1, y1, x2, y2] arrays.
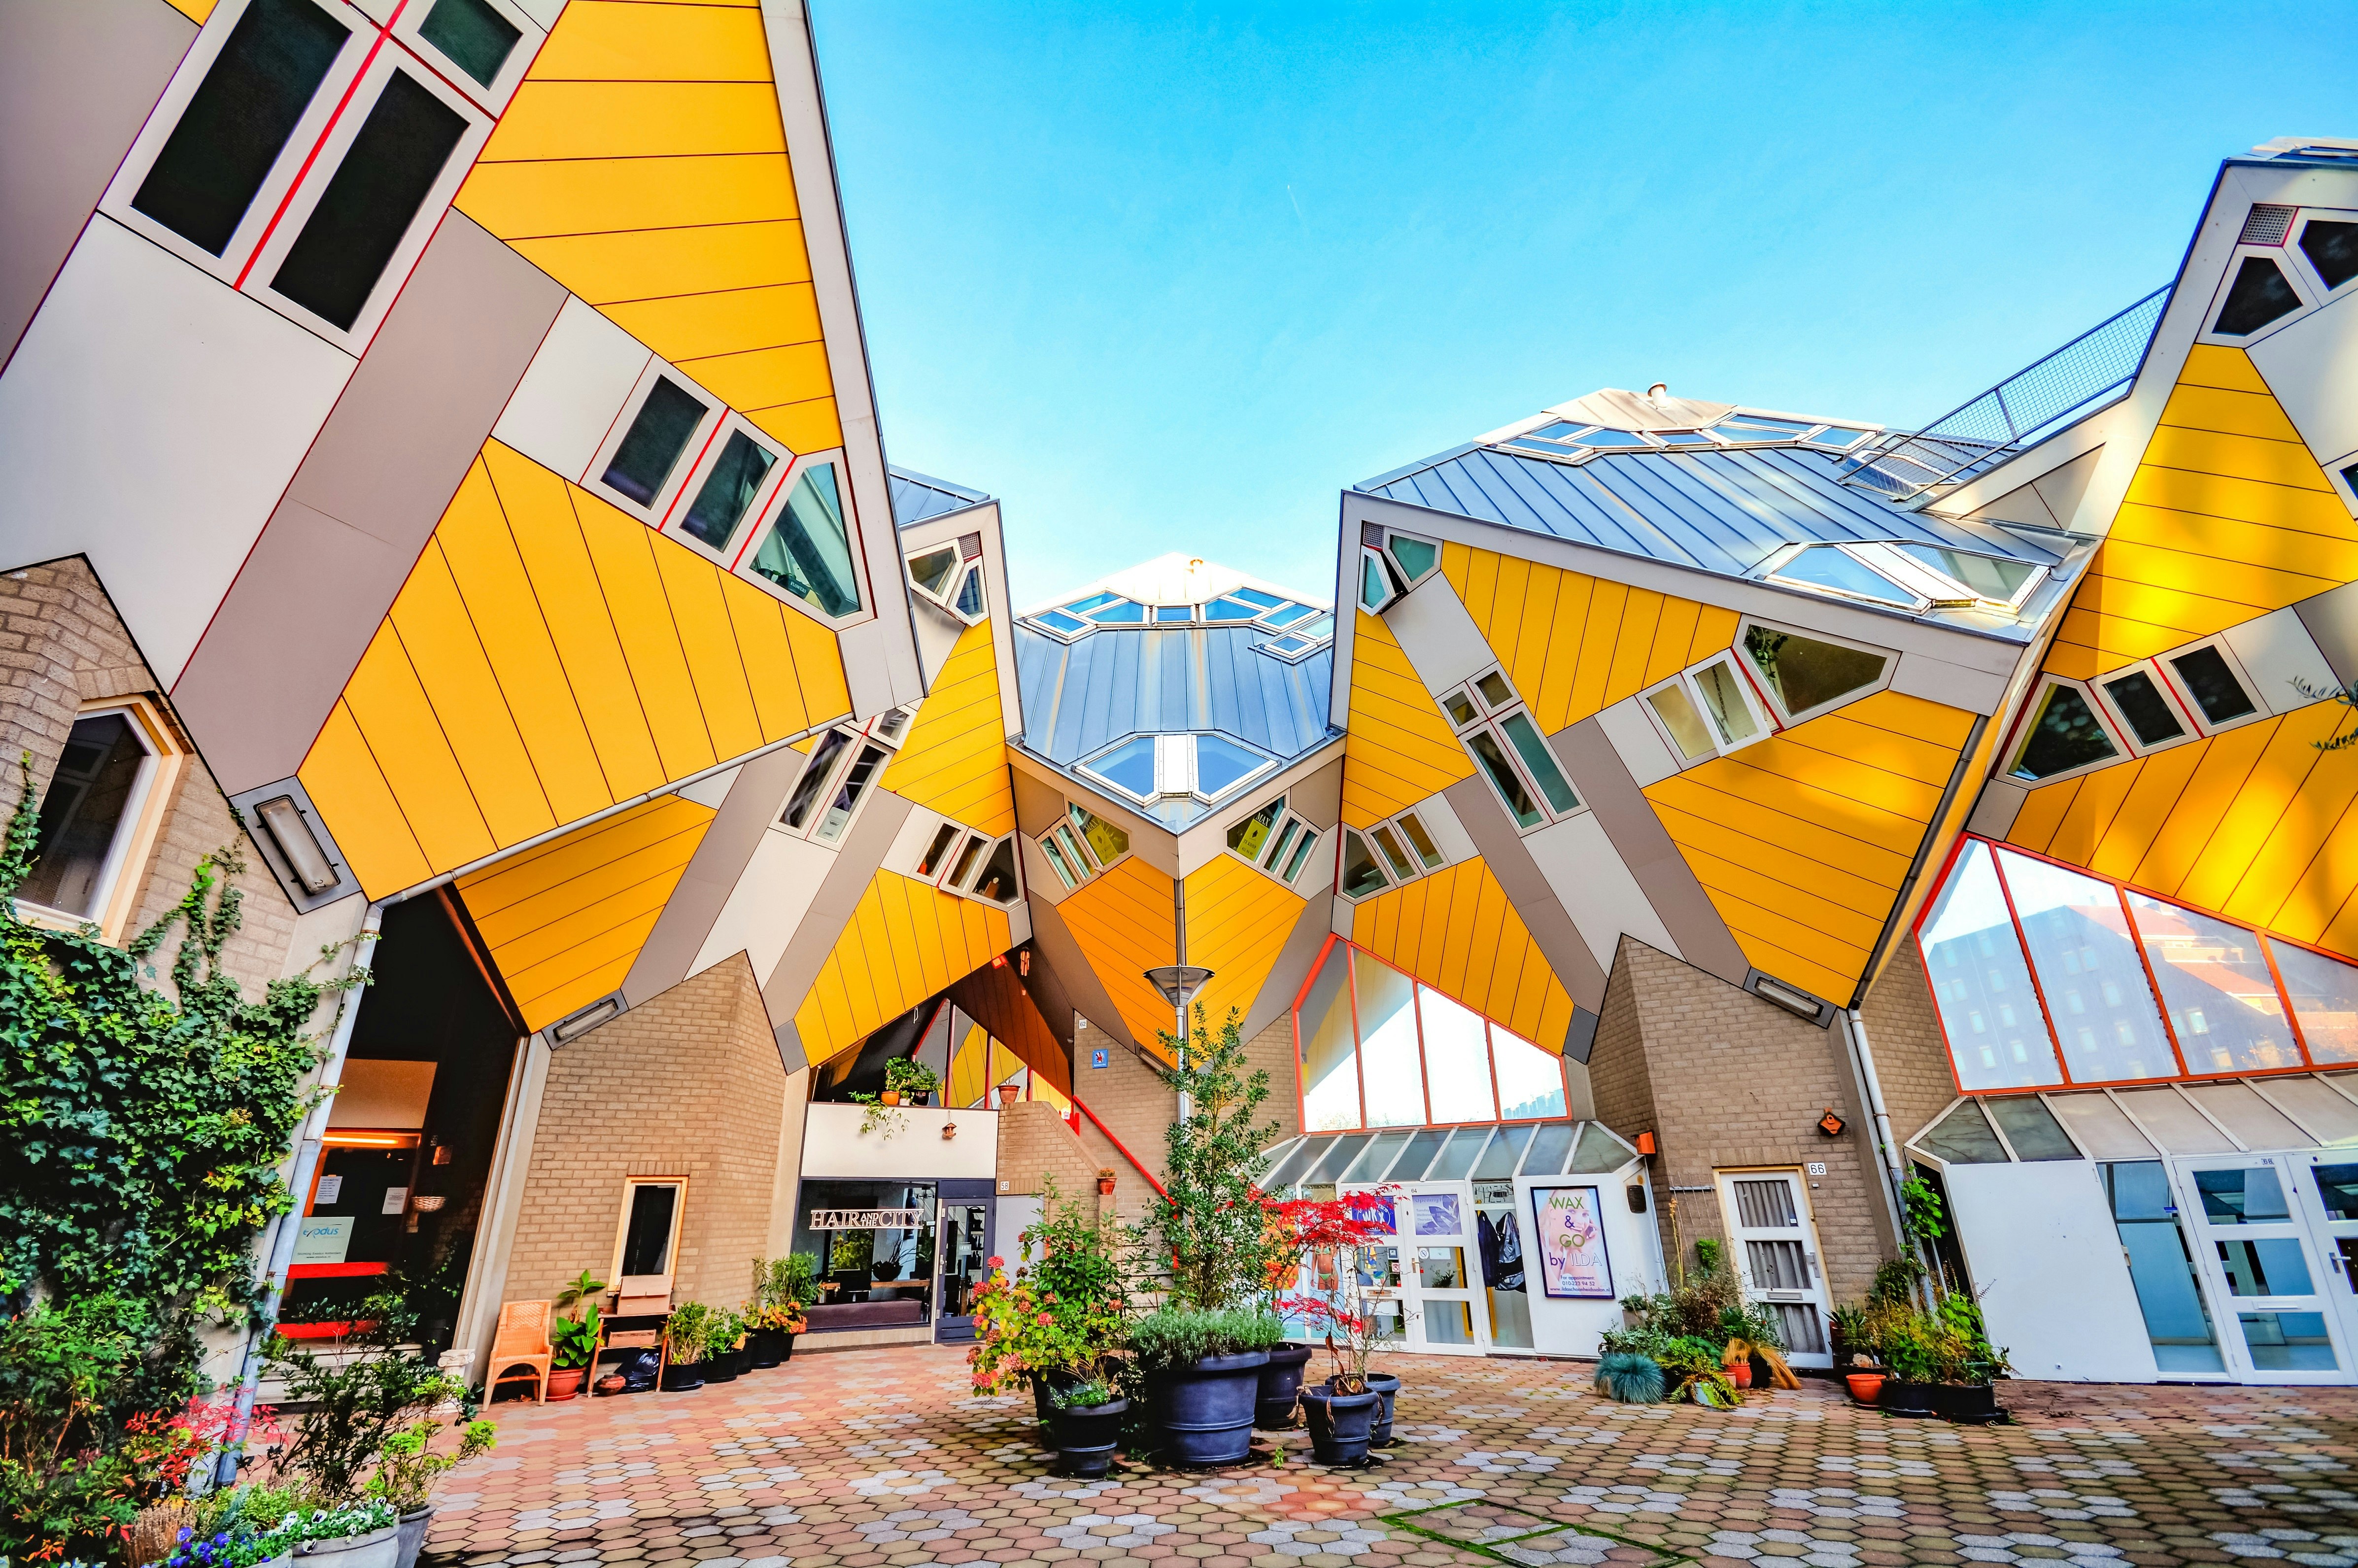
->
[[1090, 1048, 1109, 1069]]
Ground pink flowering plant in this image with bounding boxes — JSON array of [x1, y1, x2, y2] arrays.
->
[[966, 1178, 1125, 1394]]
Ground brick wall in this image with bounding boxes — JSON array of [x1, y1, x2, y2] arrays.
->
[[0, 556, 296, 995], [504, 954, 786, 1310], [1859, 940, 1962, 1151], [1594, 938, 1892, 1306]]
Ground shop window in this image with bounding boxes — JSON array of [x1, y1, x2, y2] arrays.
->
[[2164, 643, 2260, 729], [1914, 1100, 2009, 1164], [677, 429, 778, 555], [2214, 256, 2303, 336], [749, 462, 863, 619], [1742, 623, 1890, 721], [2104, 1161, 2225, 1374], [614, 1180, 684, 1278], [415, 0, 520, 89], [1355, 955, 1426, 1127], [130, 0, 350, 257], [2007, 680, 2121, 782], [602, 377, 710, 509], [2267, 939, 2358, 1064], [19, 707, 171, 930]]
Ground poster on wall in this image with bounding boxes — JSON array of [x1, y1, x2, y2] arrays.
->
[[1344, 1192, 1396, 1233], [1412, 1192, 1461, 1236], [1530, 1185, 1613, 1298]]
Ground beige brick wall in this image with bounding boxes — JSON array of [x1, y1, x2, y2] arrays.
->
[[504, 954, 787, 1312], [1860, 940, 1963, 1152], [0, 556, 296, 996], [1589, 938, 1891, 1306]]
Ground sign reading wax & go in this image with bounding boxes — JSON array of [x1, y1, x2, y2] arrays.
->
[[1530, 1185, 1613, 1298]]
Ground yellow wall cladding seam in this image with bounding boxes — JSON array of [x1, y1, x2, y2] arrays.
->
[[2043, 345, 2358, 682], [1645, 689, 1976, 1003], [1055, 856, 1181, 1056], [1438, 541, 1743, 734], [456, 793, 717, 1031], [2004, 705, 2358, 961], [296, 440, 850, 897], [879, 620, 1015, 835], [1341, 610, 1472, 828], [1349, 857, 1577, 1052], [455, 0, 844, 458], [1181, 851, 1309, 1039], [790, 871, 1014, 1067]]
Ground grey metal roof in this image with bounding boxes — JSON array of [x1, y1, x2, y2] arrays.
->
[[889, 465, 991, 528], [1013, 622, 1340, 831], [1359, 443, 2060, 579]]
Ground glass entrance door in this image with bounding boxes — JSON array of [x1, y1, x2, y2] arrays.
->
[[1400, 1186, 1486, 1356], [2177, 1157, 2349, 1382], [934, 1201, 991, 1342], [2302, 1160, 2358, 1350], [1716, 1170, 1833, 1368]]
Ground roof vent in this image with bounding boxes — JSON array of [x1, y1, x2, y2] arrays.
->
[[1646, 382, 1669, 401], [2241, 205, 2297, 246]]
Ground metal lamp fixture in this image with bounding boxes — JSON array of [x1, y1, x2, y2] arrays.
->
[[254, 795, 341, 894], [1143, 964, 1215, 1010]]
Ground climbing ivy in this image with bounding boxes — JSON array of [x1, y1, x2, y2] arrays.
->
[[0, 757, 344, 1375]]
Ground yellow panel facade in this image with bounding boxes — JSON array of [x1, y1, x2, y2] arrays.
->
[[457, 0, 843, 454], [880, 621, 1016, 835], [2042, 345, 2358, 681], [1348, 857, 1577, 1051], [298, 441, 851, 898], [2004, 707, 2358, 961], [1646, 689, 1976, 1002], [1339, 611, 1472, 828], [789, 873, 1014, 1067], [456, 795, 717, 1030], [1056, 856, 1181, 1054], [1182, 852, 1310, 1038]]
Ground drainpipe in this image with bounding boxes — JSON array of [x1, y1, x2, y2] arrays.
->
[[213, 901, 383, 1489], [1844, 1005, 1909, 1242]]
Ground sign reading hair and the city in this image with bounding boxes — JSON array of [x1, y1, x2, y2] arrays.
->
[[1530, 1185, 1613, 1298], [808, 1208, 924, 1230]]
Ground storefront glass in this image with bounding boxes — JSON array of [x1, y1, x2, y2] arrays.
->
[[790, 1179, 937, 1331]]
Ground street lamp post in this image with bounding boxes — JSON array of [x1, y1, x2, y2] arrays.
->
[[1143, 964, 1214, 1120]]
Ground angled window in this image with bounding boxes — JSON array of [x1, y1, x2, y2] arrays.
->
[[1227, 795, 1286, 862], [966, 837, 1021, 905], [1384, 530, 1440, 586], [1914, 839, 2064, 1091], [1741, 623, 1890, 722], [914, 822, 961, 879], [2007, 680, 2121, 783], [19, 708, 170, 929], [677, 427, 780, 556], [1068, 803, 1128, 867], [2164, 641, 2260, 730], [1443, 671, 1580, 829], [1641, 653, 1773, 765], [129, 0, 351, 257], [1087, 599, 1146, 624], [1714, 415, 1814, 439], [1032, 609, 1088, 637], [1194, 735, 1273, 800], [2096, 665, 2190, 750], [780, 728, 853, 832], [1262, 603, 1315, 628], [602, 377, 710, 509], [812, 743, 888, 844], [907, 544, 960, 600], [1367, 822, 1418, 882], [942, 832, 991, 890], [2213, 255, 2304, 336], [1688, 656, 1766, 750], [1038, 830, 1083, 890], [414, 0, 521, 89], [1646, 681, 1716, 763], [749, 461, 863, 619], [2268, 939, 2358, 1064], [1338, 828, 1390, 899], [1079, 736, 1158, 803], [1392, 811, 1444, 871], [950, 563, 987, 622], [1804, 425, 1869, 450], [1065, 591, 1121, 614], [1358, 548, 1399, 613], [2300, 218, 2358, 291], [2125, 893, 2300, 1074]]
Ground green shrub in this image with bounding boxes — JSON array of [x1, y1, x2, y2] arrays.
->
[[1124, 1006, 1287, 1312], [1128, 1305, 1285, 1369], [264, 1309, 466, 1504], [664, 1301, 713, 1365]]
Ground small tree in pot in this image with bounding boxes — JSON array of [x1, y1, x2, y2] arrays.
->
[[367, 1416, 496, 1568], [968, 1178, 1127, 1461]]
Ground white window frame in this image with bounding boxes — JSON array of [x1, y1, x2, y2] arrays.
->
[[907, 532, 988, 626], [1377, 526, 1442, 588], [1062, 801, 1132, 877], [1037, 818, 1098, 891], [1222, 791, 1323, 888], [609, 1176, 688, 1284], [940, 831, 1022, 907], [368, 0, 544, 114], [659, 409, 796, 570], [1334, 825, 1393, 902], [1848, 541, 2049, 612], [2000, 675, 2131, 786], [582, 358, 725, 521], [1361, 817, 1429, 885], [2089, 657, 2204, 758], [1439, 668, 1585, 832], [730, 448, 874, 629], [1637, 652, 1777, 768], [11, 698, 183, 944], [1358, 546, 1401, 613], [909, 818, 966, 883], [2197, 241, 2324, 349], [778, 717, 895, 846], [1734, 616, 1897, 725], [2153, 633, 2270, 739]]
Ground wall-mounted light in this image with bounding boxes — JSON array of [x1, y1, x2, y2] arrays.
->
[[411, 1194, 447, 1213], [1750, 972, 1830, 1023], [255, 795, 341, 894], [551, 995, 621, 1044]]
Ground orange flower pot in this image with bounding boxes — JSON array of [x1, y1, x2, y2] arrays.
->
[[1846, 1372, 1885, 1404], [1726, 1360, 1753, 1390]]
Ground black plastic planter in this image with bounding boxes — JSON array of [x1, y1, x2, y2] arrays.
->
[[1881, 1380, 1938, 1417], [1365, 1371, 1400, 1446], [1256, 1345, 1313, 1430], [659, 1360, 705, 1392], [1051, 1396, 1129, 1478], [1031, 1368, 1088, 1449], [1301, 1385, 1380, 1465], [704, 1348, 743, 1383], [1933, 1383, 2003, 1424], [1153, 1350, 1269, 1466], [748, 1329, 788, 1368]]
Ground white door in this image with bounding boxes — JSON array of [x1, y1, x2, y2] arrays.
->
[[1398, 1185, 1488, 1356], [1717, 1170, 1833, 1368], [2296, 1158, 2358, 1354], [2174, 1156, 2352, 1384]]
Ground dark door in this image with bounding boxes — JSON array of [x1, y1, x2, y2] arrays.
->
[[934, 1190, 994, 1342]]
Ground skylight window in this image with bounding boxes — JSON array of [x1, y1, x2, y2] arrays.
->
[[1229, 587, 1282, 610], [1654, 430, 1715, 445], [1035, 610, 1087, 635], [1196, 736, 1271, 798], [1714, 415, 1813, 438], [1087, 600, 1145, 623], [1203, 596, 1261, 621], [1806, 426, 1869, 449], [1768, 545, 1918, 608], [1571, 428, 1655, 448], [1082, 737, 1158, 800], [1893, 544, 2043, 606], [1078, 733, 1275, 806], [1065, 591, 1120, 614], [1154, 604, 1194, 622], [1262, 603, 1313, 627]]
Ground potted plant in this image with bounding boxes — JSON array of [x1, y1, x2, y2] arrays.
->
[[1844, 1354, 1886, 1405], [1129, 1306, 1282, 1466], [968, 1180, 1128, 1451], [887, 1057, 940, 1108], [547, 1269, 606, 1400], [1269, 1193, 1395, 1440], [997, 1083, 1020, 1108], [264, 1300, 470, 1516], [366, 1416, 497, 1568], [748, 1255, 819, 1365], [285, 1500, 402, 1568], [1291, 1304, 1382, 1466], [1047, 1378, 1128, 1478], [660, 1301, 712, 1391], [702, 1308, 747, 1383]]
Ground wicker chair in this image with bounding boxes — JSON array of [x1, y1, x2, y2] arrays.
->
[[489, 1300, 554, 1403]]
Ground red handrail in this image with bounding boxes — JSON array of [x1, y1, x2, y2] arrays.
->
[[1070, 1094, 1169, 1200]]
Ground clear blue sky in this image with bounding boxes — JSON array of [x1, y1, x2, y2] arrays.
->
[[812, 3, 2358, 610]]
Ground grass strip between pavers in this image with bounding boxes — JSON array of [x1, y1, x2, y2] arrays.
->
[[1381, 1500, 1693, 1567]]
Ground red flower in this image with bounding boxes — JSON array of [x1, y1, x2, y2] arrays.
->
[[987, 1255, 1005, 1268]]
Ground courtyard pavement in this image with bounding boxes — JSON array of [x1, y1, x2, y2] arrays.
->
[[426, 1344, 2358, 1568]]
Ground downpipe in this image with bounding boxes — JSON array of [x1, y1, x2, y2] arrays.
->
[[1844, 1005, 1911, 1242], [213, 902, 383, 1489]]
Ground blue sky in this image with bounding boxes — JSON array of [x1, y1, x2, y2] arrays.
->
[[813, 3, 2358, 610]]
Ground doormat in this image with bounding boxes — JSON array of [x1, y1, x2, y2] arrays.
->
[[1382, 1499, 1686, 1567]]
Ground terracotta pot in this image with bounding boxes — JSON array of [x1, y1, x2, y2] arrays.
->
[[882, 1090, 901, 1105], [998, 1085, 1020, 1107], [546, 1364, 587, 1401], [1846, 1372, 1885, 1404], [594, 1373, 627, 1396], [1726, 1360, 1752, 1390], [1097, 1178, 1117, 1195]]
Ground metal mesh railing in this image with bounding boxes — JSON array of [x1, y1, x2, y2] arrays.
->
[[1838, 285, 2170, 504]]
